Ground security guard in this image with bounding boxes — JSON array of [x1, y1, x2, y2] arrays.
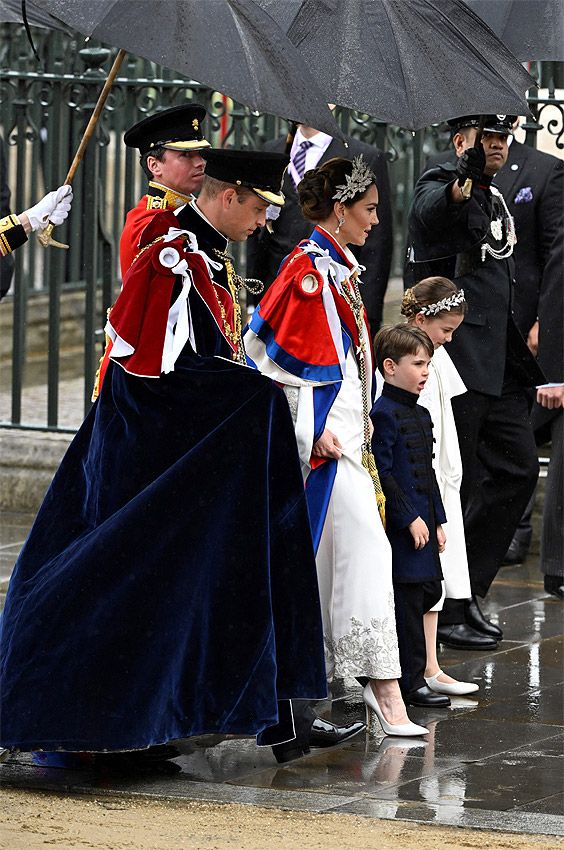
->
[[406, 115, 545, 650]]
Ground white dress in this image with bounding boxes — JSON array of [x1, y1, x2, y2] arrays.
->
[[245, 234, 401, 682], [316, 349, 401, 681], [418, 346, 471, 606]]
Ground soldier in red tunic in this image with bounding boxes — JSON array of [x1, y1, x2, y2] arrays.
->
[[119, 103, 210, 276]]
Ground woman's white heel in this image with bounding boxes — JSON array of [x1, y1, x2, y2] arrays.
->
[[362, 684, 428, 737]]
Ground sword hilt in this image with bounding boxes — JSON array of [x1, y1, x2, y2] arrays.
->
[[37, 222, 69, 250]]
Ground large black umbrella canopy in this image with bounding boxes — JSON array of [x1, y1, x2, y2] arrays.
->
[[30, 0, 344, 139], [465, 0, 564, 61], [0, 0, 68, 28], [259, 0, 535, 129]]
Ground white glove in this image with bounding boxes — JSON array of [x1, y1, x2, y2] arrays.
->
[[23, 185, 73, 232]]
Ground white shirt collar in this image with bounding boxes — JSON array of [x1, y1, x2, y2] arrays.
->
[[293, 127, 333, 153]]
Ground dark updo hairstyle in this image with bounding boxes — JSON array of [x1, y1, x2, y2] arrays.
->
[[298, 156, 377, 223], [401, 276, 466, 320]]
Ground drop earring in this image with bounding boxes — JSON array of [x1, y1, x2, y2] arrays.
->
[[335, 216, 345, 235]]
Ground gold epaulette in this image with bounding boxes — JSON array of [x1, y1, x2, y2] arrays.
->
[[146, 194, 167, 211], [146, 182, 191, 212]]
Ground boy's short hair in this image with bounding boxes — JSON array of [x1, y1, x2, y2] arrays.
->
[[374, 324, 434, 374]]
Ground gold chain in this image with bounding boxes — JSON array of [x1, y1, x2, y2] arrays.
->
[[339, 275, 386, 527], [212, 248, 248, 364]]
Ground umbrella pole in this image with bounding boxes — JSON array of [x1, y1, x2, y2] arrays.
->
[[38, 48, 127, 249], [461, 114, 487, 200]]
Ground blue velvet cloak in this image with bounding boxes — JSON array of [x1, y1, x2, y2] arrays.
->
[[0, 207, 326, 752]]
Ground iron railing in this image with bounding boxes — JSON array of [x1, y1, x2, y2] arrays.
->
[[0, 24, 562, 431]]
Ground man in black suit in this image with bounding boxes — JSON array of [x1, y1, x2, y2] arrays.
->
[[493, 140, 564, 566], [406, 115, 546, 650], [247, 124, 393, 332]]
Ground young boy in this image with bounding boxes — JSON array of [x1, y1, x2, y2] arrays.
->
[[371, 325, 450, 709]]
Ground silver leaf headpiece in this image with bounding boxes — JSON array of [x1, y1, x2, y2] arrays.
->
[[420, 289, 466, 316], [332, 155, 374, 203]]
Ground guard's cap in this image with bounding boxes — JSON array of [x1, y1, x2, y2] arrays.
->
[[124, 104, 210, 154], [447, 114, 517, 135], [202, 149, 289, 206]]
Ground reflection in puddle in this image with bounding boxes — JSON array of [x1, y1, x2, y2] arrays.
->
[[529, 642, 541, 690]]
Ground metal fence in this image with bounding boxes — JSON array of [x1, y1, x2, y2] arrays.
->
[[1, 24, 562, 431]]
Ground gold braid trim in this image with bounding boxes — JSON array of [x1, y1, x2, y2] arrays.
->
[[146, 182, 191, 211], [91, 308, 113, 402], [0, 214, 24, 256], [340, 275, 386, 527]]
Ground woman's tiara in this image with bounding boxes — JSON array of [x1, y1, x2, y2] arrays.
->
[[332, 156, 374, 203]]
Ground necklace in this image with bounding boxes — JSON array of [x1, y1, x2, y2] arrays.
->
[[339, 274, 386, 526]]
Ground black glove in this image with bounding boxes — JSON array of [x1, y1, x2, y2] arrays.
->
[[455, 145, 486, 186]]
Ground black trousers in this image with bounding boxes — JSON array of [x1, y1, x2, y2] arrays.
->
[[451, 386, 538, 598], [256, 699, 315, 747], [394, 580, 442, 695]]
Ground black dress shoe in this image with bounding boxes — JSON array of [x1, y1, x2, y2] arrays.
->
[[464, 596, 503, 639], [437, 622, 498, 650], [502, 537, 530, 565], [545, 575, 564, 599], [271, 742, 310, 764], [308, 717, 365, 748], [404, 685, 450, 708]]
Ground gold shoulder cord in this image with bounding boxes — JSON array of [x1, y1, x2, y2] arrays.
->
[[340, 275, 386, 527]]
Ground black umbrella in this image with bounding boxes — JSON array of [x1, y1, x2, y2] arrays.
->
[[30, 0, 344, 140], [259, 0, 535, 129], [465, 0, 564, 61], [0, 0, 68, 28]]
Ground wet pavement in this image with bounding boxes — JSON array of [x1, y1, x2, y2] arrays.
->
[[0, 512, 562, 837]]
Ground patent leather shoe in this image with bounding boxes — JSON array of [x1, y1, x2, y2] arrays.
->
[[437, 622, 498, 650], [309, 717, 365, 748], [404, 685, 450, 708], [464, 596, 503, 639], [545, 575, 564, 599]]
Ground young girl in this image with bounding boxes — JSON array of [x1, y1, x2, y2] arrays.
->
[[401, 277, 479, 696]]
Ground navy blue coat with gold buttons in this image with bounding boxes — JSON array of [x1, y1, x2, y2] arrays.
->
[[371, 383, 446, 583]]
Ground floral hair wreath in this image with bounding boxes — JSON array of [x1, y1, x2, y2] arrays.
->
[[419, 289, 466, 316], [332, 155, 374, 203]]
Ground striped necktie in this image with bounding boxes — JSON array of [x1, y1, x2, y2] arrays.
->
[[293, 140, 313, 179]]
